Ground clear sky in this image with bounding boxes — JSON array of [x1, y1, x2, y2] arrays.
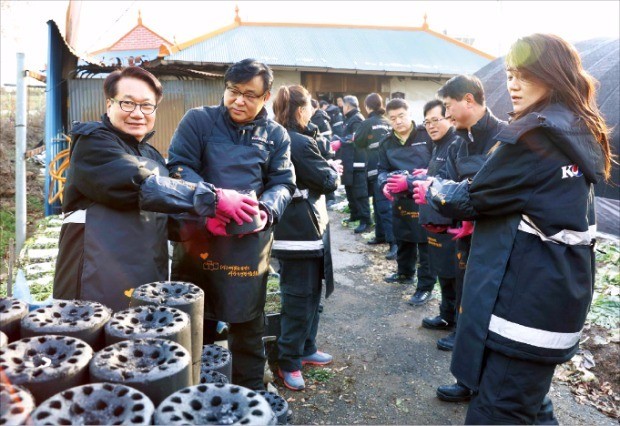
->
[[1, 0, 618, 85]]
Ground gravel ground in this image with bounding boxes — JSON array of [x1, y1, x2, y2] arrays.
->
[[271, 209, 616, 425]]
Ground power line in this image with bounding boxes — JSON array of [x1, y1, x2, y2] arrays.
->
[[83, 1, 137, 52]]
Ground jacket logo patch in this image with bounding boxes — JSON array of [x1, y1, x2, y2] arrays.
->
[[561, 164, 582, 179], [251, 136, 273, 145], [200, 252, 209, 260]]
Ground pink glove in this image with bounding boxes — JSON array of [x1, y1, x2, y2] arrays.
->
[[447, 221, 474, 241], [382, 185, 394, 202], [331, 139, 342, 152], [216, 189, 259, 225], [386, 174, 408, 194], [423, 224, 449, 233], [412, 168, 428, 176], [327, 159, 343, 175], [413, 179, 432, 205], [206, 214, 231, 237], [248, 210, 268, 234]]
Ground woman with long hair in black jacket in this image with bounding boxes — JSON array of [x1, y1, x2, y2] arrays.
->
[[414, 33, 613, 424], [271, 85, 342, 391]]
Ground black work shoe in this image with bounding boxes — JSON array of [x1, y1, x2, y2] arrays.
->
[[437, 331, 456, 351], [354, 222, 372, 234], [407, 290, 433, 306], [422, 315, 454, 330], [385, 243, 398, 260], [436, 382, 473, 402], [367, 237, 387, 245], [384, 273, 413, 284]]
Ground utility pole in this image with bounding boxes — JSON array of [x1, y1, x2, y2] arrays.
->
[[15, 52, 27, 255]]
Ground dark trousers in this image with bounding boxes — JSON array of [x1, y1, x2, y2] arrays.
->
[[277, 258, 323, 372], [345, 184, 371, 223], [466, 349, 558, 425], [438, 277, 457, 323], [396, 241, 436, 291], [202, 316, 266, 390], [371, 179, 394, 243], [227, 314, 267, 390], [454, 235, 471, 322]]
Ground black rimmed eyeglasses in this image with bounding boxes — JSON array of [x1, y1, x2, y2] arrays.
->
[[423, 117, 446, 127], [225, 86, 267, 102], [110, 99, 158, 115]]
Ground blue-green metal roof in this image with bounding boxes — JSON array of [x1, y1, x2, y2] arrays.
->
[[164, 24, 493, 76]]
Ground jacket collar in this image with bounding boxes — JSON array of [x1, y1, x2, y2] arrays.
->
[[101, 113, 155, 145], [464, 108, 501, 143], [392, 122, 418, 145], [313, 109, 330, 120], [434, 127, 457, 146], [495, 103, 604, 184], [345, 108, 360, 119], [218, 101, 268, 130]]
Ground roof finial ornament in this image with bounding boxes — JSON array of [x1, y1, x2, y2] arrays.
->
[[138, 9, 143, 26], [234, 4, 241, 24], [422, 12, 429, 30]]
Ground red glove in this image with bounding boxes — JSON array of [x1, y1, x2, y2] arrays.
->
[[206, 214, 231, 237], [216, 189, 259, 225], [447, 221, 474, 240], [412, 168, 428, 176], [423, 224, 449, 233], [386, 174, 408, 194], [412, 179, 432, 205], [331, 139, 342, 153], [382, 185, 394, 202]]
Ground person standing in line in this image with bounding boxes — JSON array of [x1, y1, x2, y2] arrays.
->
[[310, 99, 336, 171], [415, 33, 612, 423], [378, 99, 436, 306], [320, 100, 345, 139], [311, 98, 333, 143], [54, 67, 221, 312], [336, 96, 345, 114], [353, 93, 395, 259], [271, 85, 342, 391], [425, 74, 507, 403], [415, 100, 461, 331], [166, 58, 296, 390], [339, 95, 373, 233], [318, 99, 342, 207]]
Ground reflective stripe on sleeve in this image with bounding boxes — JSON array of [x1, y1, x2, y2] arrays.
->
[[518, 214, 594, 245], [272, 240, 324, 251], [368, 142, 380, 149], [353, 162, 366, 169], [367, 169, 378, 177], [489, 314, 581, 350], [62, 209, 87, 224]]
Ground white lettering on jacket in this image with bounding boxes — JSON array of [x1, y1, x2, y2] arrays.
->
[[561, 164, 582, 179]]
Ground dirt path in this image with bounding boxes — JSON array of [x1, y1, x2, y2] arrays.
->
[[273, 209, 616, 425]]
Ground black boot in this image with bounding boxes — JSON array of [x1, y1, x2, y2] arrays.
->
[[437, 331, 456, 351], [385, 243, 398, 260], [354, 221, 372, 234], [436, 382, 473, 402]]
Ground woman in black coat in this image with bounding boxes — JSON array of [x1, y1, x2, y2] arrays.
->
[[414, 34, 613, 424], [271, 85, 342, 391]]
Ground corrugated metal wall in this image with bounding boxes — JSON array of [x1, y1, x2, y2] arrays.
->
[[67, 78, 223, 157]]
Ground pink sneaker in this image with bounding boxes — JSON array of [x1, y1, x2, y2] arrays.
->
[[301, 350, 333, 366], [278, 368, 305, 391]]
